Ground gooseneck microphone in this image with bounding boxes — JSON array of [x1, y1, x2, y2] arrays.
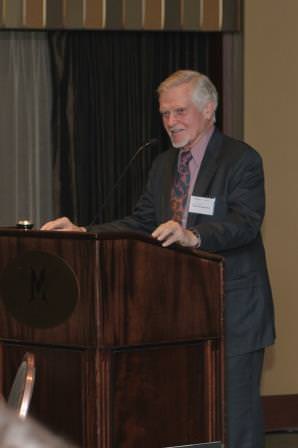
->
[[88, 138, 159, 226]]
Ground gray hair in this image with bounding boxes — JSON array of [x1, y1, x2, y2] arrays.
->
[[157, 70, 218, 122]]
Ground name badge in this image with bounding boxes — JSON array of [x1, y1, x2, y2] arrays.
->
[[189, 196, 216, 216]]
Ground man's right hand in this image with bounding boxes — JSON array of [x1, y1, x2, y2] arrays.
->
[[40, 217, 87, 232]]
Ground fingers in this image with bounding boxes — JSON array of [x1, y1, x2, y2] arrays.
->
[[40, 217, 81, 232], [152, 220, 184, 247], [40, 217, 68, 230], [152, 220, 200, 248]]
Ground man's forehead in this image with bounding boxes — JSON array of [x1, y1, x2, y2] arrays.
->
[[159, 84, 193, 109]]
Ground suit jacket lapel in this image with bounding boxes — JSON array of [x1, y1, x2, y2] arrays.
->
[[192, 128, 223, 197], [160, 148, 178, 221], [187, 129, 223, 227]]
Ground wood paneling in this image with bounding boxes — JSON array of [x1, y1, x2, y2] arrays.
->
[[223, 0, 240, 31], [111, 343, 221, 446], [0, 1, 4, 26], [222, 33, 243, 139], [1, 344, 88, 446], [143, 0, 164, 30], [164, 0, 180, 30], [84, 0, 105, 29], [181, 0, 201, 30], [0, 229, 224, 445], [3, 0, 23, 27], [0, 0, 241, 30], [263, 394, 298, 432], [24, 0, 45, 28], [64, 0, 83, 28], [105, 0, 123, 29], [200, 0, 222, 31], [0, 232, 98, 347], [123, 0, 142, 30], [46, 0, 63, 28]]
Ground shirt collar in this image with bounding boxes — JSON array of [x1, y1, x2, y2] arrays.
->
[[189, 125, 215, 165]]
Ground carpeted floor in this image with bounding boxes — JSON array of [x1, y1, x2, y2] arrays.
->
[[265, 432, 298, 447]]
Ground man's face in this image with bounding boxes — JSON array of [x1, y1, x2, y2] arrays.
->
[[159, 83, 214, 149]]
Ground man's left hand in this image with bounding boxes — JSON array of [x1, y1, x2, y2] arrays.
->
[[152, 220, 199, 248]]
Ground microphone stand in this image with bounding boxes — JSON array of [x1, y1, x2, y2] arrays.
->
[[88, 139, 159, 226]]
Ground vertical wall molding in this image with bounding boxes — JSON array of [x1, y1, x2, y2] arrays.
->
[[23, 0, 46, 28], [222, 32, 243, 139]]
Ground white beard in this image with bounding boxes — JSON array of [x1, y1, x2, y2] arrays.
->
[[169, 132, 190, 149]]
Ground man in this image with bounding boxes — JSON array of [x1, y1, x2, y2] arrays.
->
[[42, 70, 275, 447]]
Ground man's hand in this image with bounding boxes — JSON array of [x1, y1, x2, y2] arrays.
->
[[152, 220, 199, 248], [40, 217, 86, 232]]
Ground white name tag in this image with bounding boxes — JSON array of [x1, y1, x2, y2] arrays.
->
[[189, 196, 216, 216]]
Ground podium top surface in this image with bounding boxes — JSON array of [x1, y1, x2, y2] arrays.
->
[[0, 227, 223, 263]]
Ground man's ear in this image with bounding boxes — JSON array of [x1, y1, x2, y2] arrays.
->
[[203, 102, 216, 120]]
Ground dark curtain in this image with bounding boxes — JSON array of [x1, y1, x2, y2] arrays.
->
[[48, 31, 223, 226]]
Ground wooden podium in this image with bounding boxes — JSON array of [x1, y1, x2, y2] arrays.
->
[[0, 229, 224, 447]]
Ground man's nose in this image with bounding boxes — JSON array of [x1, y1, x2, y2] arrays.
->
[[166, 112, 177, 127]]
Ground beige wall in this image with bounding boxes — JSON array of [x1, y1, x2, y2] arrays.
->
[[244, 0, 298, 395]]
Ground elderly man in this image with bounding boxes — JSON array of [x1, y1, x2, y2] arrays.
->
[[42, 70, 275, 448]]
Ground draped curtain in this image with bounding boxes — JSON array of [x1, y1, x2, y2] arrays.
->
[[48, 31, 223, 226], [0, 31, 53, 228]]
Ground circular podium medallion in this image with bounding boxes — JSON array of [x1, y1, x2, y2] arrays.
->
[[0, 251, 78, 328]]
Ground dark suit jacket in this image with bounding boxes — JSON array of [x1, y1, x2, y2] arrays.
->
[[89, 128, 275, 356]]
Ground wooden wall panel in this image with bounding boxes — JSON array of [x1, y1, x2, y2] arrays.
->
[[0, 0, 241, 30], [200, 0, 222, 31], [84, 0, 105, 29], [0, 0, 4, 26], [24, 0, 45, 28], [3, 0, 23, 27], [222, 0, 240, 31], [262, 395, 298, 431], [164, 0, 180, 30], [64, 0, 83, 28], [123, 0, 142, 30], [181, 0, 201, 31], [143, 0, 164, 30], [106, 0, 123, 29], [46, 0, 63, 28]]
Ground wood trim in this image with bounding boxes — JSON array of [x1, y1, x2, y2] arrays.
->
[[262, 394, 298, 432], [123, 0, 142, 30], [181, 0, 201, 30], [200, 0, 222, 31], [3, 0, 23, 27], [164, 0, 180, 30], [84, 0, 105, 29], [222, 32, 244, 139], [0, 0, 241, 30], [23, 0, 45, 28], [143, 0, 164, 30], [46, 0, 63, 28], [105, 0, 123, 29], [64, 0, 83, 28], [222, 0, 241, 31]]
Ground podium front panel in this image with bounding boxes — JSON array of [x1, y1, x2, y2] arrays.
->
[[0, 229, 224, 446]]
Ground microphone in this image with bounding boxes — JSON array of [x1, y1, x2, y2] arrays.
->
[[88, 138, 159, 226]]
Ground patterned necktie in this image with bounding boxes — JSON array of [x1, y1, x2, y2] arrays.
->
[[170, 150, 192, 224]]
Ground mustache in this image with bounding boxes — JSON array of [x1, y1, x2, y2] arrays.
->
[[169, 127, 184, 132]]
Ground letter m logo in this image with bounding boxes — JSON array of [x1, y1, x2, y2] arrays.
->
[[30, 268, 47, 302]]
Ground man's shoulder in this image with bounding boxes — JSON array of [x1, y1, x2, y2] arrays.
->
[[215, 130, 262, 164]]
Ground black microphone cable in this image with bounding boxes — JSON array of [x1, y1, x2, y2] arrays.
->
[[88, 138, 159, 226]]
